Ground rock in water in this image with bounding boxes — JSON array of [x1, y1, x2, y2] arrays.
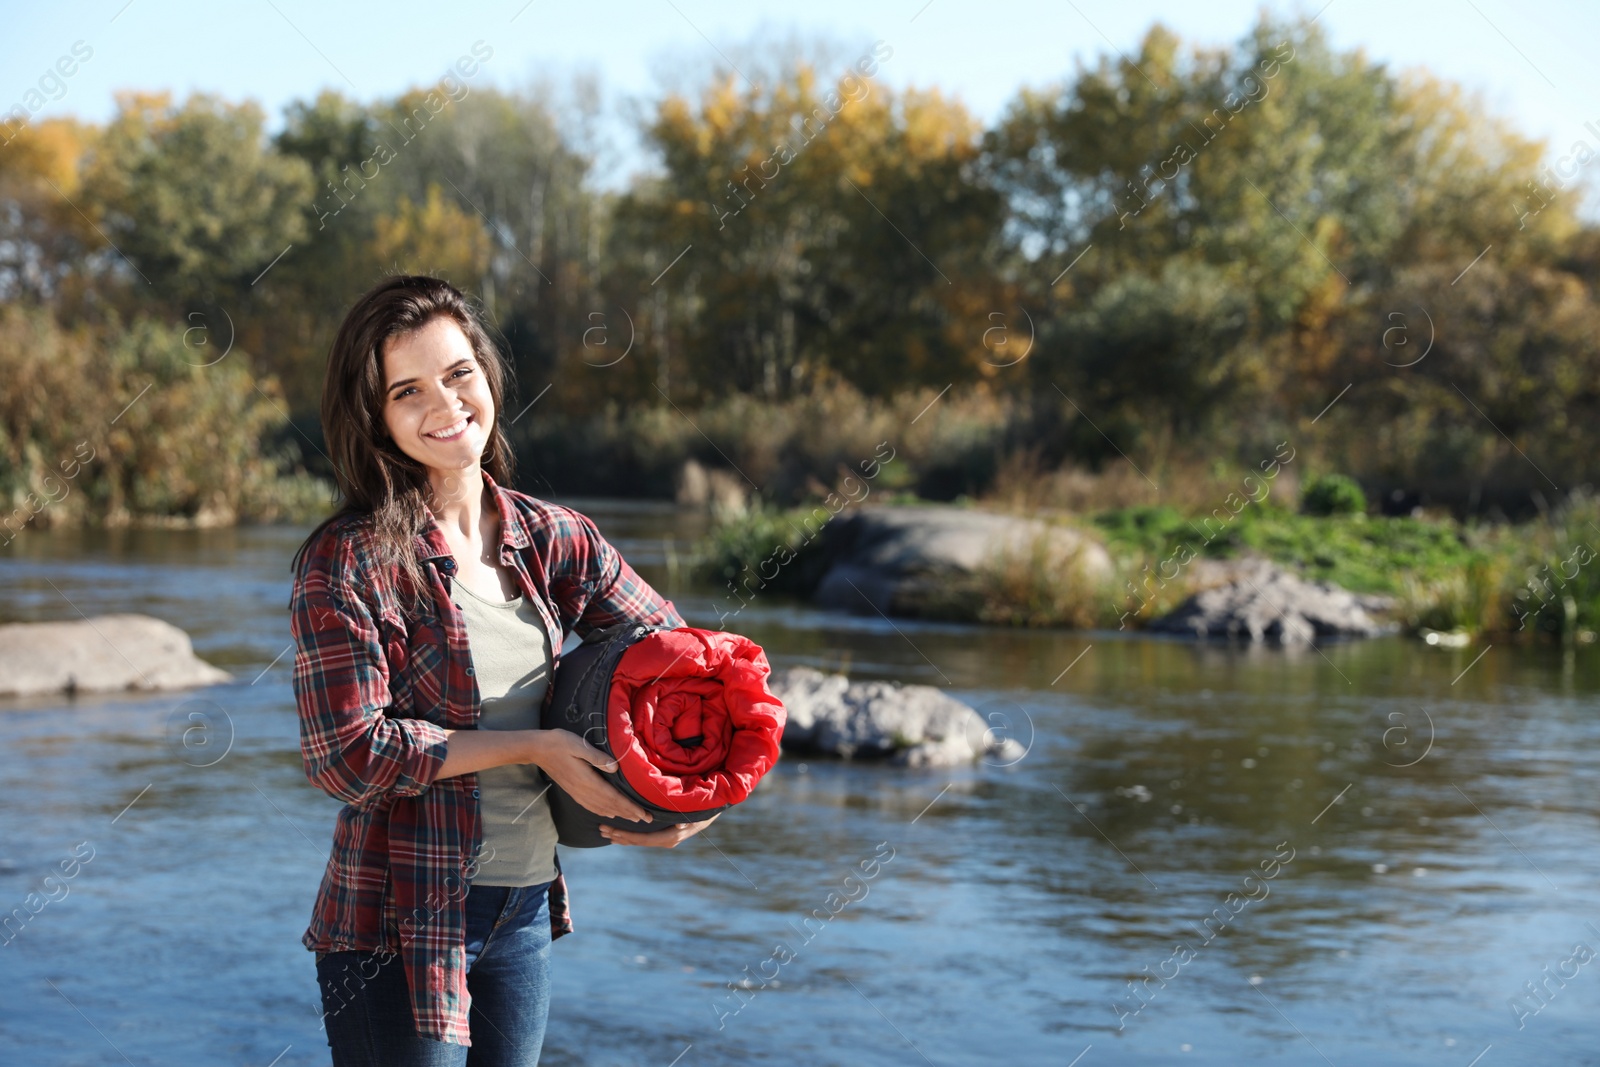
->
[[812, 504, 1112, 617], [769, 666, 1025, 767], [1146, 558, 1395, 643], [0, 614, 232, 697]]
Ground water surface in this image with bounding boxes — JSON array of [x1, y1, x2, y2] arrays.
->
[[2, 502, 1598, 1065]]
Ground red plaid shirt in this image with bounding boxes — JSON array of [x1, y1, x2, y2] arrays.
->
[[289, 471, 684, 1046]]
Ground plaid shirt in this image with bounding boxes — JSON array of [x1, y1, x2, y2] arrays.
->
[[290, 471, 684, 1046]]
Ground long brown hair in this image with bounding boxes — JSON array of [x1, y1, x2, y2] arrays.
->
[[292, 275, 516, 610]]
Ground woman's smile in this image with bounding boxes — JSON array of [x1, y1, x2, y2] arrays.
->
[[424, 413, 474, 441]]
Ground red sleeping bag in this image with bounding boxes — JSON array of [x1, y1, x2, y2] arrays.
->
[[541, 623, 786, 845], [608, 627, 786, 811]]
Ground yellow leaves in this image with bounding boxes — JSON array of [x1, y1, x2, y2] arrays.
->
[[372, 183, 490, 280], [0, 116, 93, 190], [700, 75, 748, 138], [899, 88, 982, 163], [0, 116, 97, 247], [616, 56, 1004, 397], [658, 95, 693, 127], [104, 90, 267, 143], [654, 95, 700, 152], [654, 61, 935, 173], [108, 89, 174, 129], [1393, 68, 1562, 247], [838, 163, 874, 189]]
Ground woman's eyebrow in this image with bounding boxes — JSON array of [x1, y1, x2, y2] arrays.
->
[[386, 358, 474, 395]]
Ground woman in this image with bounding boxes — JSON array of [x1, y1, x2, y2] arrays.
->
[[289, 274, 716, 1065]]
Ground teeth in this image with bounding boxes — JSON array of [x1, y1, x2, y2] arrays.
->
[[426, 416, 470, 440]]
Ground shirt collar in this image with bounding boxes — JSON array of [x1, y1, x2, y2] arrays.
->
[[410, 469, 529, 564], [484, 470, 532, 549]]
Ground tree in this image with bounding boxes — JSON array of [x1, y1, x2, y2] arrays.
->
[[81, 91, 314, 310], [0, 117, 98, 306], [372, 183, 490, 280], [609, 56, 1004, 403], [984, 14, 1585, 499]]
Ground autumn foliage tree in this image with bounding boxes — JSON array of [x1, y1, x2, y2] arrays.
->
[[3, 16, 1600, 520], [606, 53, 1005, 404]]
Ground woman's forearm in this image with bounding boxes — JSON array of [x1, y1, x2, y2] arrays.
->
[[434, 728, 548, 780], [435, 724, 649, 824]]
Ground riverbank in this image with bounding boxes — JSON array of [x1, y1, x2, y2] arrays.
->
[[701, 487, 1600, 641]]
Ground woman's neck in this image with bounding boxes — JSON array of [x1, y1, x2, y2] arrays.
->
[[426, 464, 489, 541]]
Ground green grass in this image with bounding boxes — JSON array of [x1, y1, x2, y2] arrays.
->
[[1089, 502, 1478, 595]]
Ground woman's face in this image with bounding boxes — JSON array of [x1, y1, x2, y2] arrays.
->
[[380, 316, 495, 479]]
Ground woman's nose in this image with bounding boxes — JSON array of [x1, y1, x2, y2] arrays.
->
[[425, 382, 465, 411]]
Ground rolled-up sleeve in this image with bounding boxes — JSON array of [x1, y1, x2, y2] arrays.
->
[[290, 544, 449, 810]]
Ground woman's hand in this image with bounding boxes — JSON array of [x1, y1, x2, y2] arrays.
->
[[528, 730, 654, 826], [600, 811, 720, 848]]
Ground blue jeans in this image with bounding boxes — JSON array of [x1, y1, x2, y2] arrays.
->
[[315, 881, 553, 1066]]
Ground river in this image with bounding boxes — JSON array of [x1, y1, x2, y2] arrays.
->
[[3, 499, 1599, 1065]]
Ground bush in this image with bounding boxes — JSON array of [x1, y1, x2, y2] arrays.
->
[[0, 306, 330, 529], [969, 525, 1123, 628], [1394, 553, 1512, 634], [1500, 488, 1600, 638], [699, 502, 838, 598], [1301, 473, 1368, 517]]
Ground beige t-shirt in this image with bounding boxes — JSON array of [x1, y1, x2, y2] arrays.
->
[[451, 577, 560, 887]]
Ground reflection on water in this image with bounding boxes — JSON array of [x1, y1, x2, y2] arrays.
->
[[2, 500, 1600, 1065]]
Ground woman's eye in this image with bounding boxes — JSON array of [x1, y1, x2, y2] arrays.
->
[[451, 367, 472, 380]]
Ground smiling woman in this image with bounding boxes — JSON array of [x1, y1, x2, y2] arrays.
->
[[287, 274, 698, 1065], [384, 320, 493, 463]]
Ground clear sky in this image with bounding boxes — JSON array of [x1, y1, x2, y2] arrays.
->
[[6, 0, 1600, 189]]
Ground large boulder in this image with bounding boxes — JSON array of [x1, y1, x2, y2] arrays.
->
[[1147, 558, 1397, 643], [674, 458, 749, 517], [0, 614, 232, 697], [813, 504, 1112, 616], [769, 665, 1025, 767]]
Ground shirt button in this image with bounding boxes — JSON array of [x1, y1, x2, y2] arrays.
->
[[466, 667, 475, 676], [471, 789, 480, 799]]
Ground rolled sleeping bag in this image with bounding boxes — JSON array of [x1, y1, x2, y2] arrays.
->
[[540, 622, 787, 847]]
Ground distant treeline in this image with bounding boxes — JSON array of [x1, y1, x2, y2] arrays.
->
[[1, 16, 1596, 523]]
